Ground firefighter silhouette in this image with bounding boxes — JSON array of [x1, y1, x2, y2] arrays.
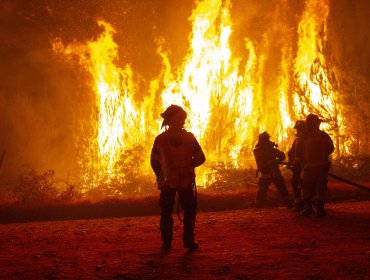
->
[[253, 132, 293, 208], [287, 120, 306, 211], [295, 114, 334, 217], [150, 105, 206, 251]]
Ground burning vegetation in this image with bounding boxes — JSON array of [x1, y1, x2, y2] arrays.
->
[[0, 0, 369, 201]]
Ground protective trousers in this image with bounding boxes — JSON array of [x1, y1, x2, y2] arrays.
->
[[256, 175, 292, 208], [301, 168, 328, 208], [291, 167, 302, 200], [159, 188, 197, 245]]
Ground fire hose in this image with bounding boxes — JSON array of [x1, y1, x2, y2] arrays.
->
[[327, 173, 370, 192], [280, 162, 370, 193]]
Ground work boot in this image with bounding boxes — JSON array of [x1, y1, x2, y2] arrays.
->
[[255, 200, 264, 208], [161, 241, 172, 252], [284, 199, 293, 209], [184, 241, 199, 251], [316, 200, 327, 217], [299, 199, 313, 216], [160, 226, 173, 251], [183, 214, 197, 251], [292, 200, 304, 212], [183, 226, 198, 251]]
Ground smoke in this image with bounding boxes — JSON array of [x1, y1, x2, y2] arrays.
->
[[327, 0, 370, 80], [326, 0, 370, 154], [0, 0, 195, 184], [0, 0, 92, 182]]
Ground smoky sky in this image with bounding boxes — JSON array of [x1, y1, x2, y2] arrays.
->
[[0, 0, 369, 183]]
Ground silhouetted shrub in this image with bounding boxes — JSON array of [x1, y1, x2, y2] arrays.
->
[[7, 169, 80, 203]]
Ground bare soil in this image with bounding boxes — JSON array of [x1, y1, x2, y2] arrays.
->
[[0, 199, 369, 280]]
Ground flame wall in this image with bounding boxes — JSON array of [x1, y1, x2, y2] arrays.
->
[[0, 0, 369, 195]]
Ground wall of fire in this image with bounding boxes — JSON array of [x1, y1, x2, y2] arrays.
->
[[0, 0, 369, 191]]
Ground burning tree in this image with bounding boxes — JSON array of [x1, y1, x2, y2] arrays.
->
[[51, 0, 362, 196], [292, 0, 348, 159]]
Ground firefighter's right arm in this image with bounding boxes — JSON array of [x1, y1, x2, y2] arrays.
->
[[324, 133, 335, 156], [193, 138, 206, 167]]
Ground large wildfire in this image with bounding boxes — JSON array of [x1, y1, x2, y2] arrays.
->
[[50, 0, 355, 194]]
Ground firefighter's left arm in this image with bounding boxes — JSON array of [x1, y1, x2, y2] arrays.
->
[[287, 139, 297, 163], [325, 133, 335, 156], [150, 138, 161, 178], [193, 138, 206, 167], [275, 148, 286, 163]]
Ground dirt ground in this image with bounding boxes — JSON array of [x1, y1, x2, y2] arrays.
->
[[0, 200, 369, 280]]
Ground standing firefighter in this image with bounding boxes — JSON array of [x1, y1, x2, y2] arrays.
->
[[296, 114, 334, 217], [287, 121, 306, 211], [150, 105, 206, 251], [253, 132, 293, 209]]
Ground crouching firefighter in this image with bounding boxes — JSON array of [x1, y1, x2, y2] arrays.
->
[[253, 132, 293, 209], [150, 105, 206, 251]]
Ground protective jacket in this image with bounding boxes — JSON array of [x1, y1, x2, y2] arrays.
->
[[296, 130, 334, 170], [288, 139, 297, 163], [253, 141, 285, 178], [151, 128, 205, 189]]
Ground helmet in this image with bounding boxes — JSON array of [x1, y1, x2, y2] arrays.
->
[[294, 120, 305, 130], [160, 105, 187, 128], [258, 131, 270, 142], [305, 114, 322, 125]]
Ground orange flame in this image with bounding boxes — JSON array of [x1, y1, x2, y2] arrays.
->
[[53, 0, 350, 192], [293, 0, 349, 157], [160, 0, 257, 164]]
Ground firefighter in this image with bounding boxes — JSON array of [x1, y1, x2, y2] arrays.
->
[[287, 120, 306, 211], [253, 132, 293, 209], [295, 114, 334, 217], [150, 105, 206, 251]]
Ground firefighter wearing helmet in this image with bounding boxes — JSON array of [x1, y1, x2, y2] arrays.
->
[[295, 114, 334, 217], [287, 120, 306, 211], [150, 105, 206, 251], [253, 131, 293, 208]]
